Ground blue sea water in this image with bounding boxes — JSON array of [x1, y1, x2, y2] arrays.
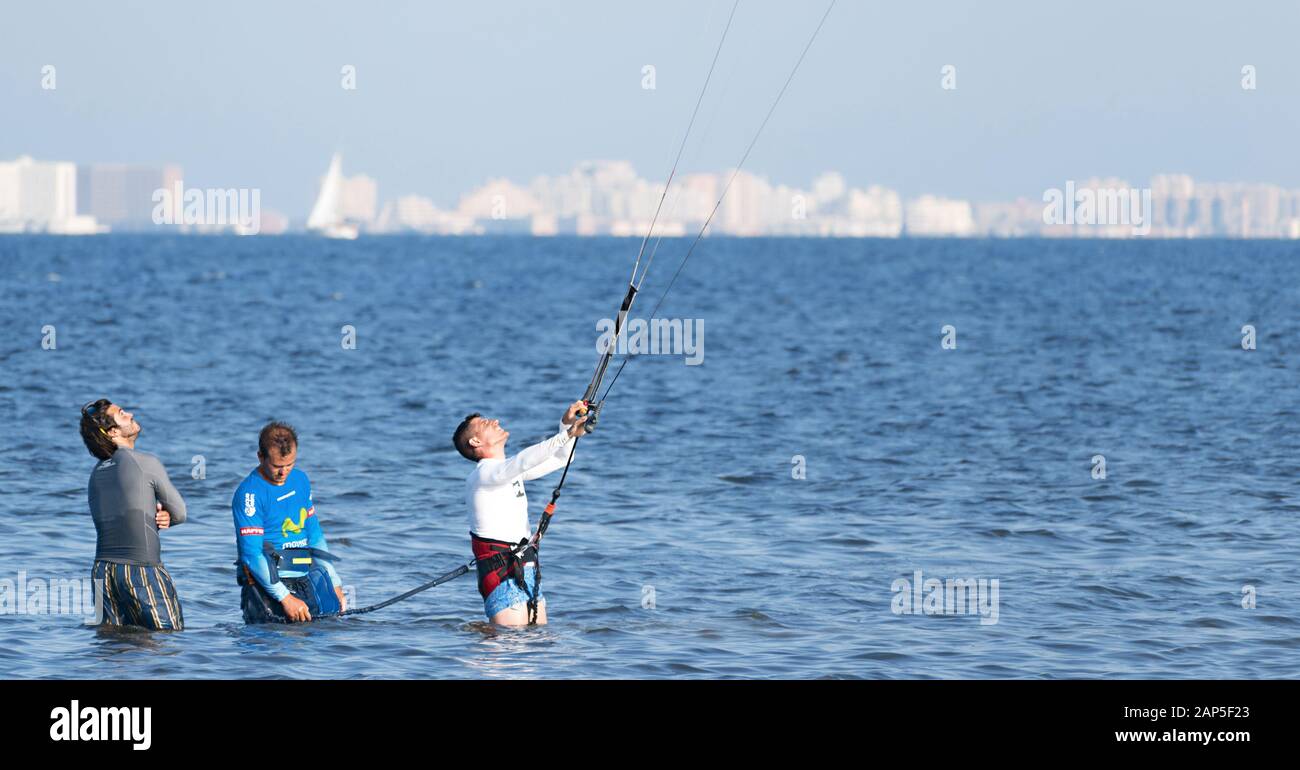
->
[[0, 234, 1298, 679]]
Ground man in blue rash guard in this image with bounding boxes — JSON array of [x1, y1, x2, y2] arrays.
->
[[231, 422, 345, 623]]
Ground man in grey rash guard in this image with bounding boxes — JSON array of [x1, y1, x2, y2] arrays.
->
[[79, 399, 187, 630]]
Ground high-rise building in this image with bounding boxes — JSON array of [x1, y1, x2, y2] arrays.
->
[[812, 172, 847, 206], [458, 178, 540, 221], [0, 162, 19, 226], [1150, 174, 1195, 236], [339, 174, 378, 225], [720, 170, 772, 235], [77, 163, 182, 230], [842, 186, 903, 237], [676, 173, 720, 225], [0, 156, 101, 233], [375, 195, 474, 234], [905, 196, 975, 237], [973, 198, 1041, 237]]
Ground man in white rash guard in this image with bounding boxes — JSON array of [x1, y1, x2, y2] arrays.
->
[[452, 401, 590, 626]]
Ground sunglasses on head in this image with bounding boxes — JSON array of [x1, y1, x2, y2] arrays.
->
[[81, 399, 116, 436]]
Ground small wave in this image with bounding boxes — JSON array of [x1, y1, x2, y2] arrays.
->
[[984, 527, 1058, 539], [733, 609, 785, 627], [853, 650, 910, 661], [1079, 583, 1153, 600], [1186, 617, 1235, 629]]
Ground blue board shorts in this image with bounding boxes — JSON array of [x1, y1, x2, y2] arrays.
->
[[483, 565, 543, 619], [92, 560, 185, 631]]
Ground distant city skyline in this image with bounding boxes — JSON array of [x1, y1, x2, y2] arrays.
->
[[6, 150, 1300, 239], [5, 1, 1300, 212]]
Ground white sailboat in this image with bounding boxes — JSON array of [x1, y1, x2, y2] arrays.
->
[[306, 153, 360, 240]]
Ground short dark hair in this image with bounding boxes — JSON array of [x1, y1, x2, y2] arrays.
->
[[453, 413, 481, 461], [258, 421, 298, 458], [79, 398, 118, 461]]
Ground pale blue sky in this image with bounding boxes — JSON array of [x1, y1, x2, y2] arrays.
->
[[3, 0, 1298, 215]]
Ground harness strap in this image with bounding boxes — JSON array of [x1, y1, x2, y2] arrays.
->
[[471, 533, 538, 604], [234, 544, 341, 588]]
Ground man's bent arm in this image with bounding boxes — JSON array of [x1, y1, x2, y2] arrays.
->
[[304, 508, 342, 587], [143, 453, 187, 525]]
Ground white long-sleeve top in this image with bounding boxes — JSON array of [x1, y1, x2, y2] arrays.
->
[[466, 422, 575, 543]]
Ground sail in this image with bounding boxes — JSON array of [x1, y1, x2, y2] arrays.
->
[[306, 153, 344, 230]]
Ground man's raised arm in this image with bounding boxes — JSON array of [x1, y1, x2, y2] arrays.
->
[[477, 402, 588, 486]]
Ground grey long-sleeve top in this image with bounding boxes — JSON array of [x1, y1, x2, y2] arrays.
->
[[87, 447, 187, 565]]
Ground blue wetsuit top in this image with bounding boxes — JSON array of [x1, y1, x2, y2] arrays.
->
[[232, 468, 340, 601]]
